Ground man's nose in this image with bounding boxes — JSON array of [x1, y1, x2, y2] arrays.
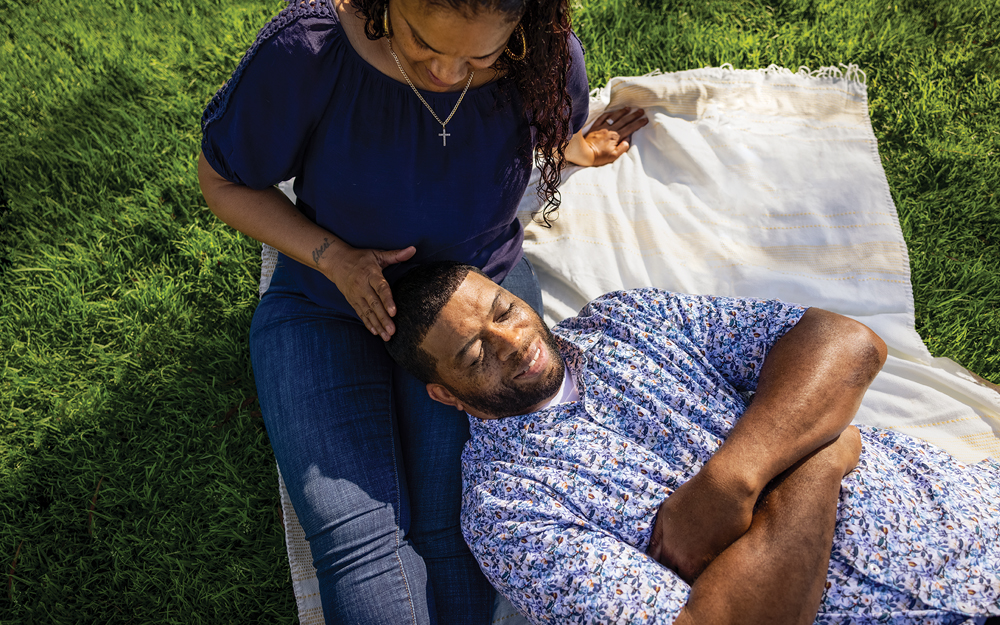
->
[[428, 57, 470, 86], [493, 325, 522, 362]]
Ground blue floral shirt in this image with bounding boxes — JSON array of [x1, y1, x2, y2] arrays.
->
[[461, 288, 1000, 624]]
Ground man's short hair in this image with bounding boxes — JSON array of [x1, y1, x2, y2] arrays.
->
[[385, 261, 487, 383]]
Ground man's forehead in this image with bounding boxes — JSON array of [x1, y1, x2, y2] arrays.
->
[[421, 272, 500, 357]]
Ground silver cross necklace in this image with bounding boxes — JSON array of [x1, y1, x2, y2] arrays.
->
[[386, 38, 474, 147]]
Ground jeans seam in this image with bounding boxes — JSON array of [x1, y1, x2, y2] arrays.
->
[[389, 405, 419, 624]]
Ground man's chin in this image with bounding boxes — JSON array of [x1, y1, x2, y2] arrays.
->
[[464, 361, 565, 420]]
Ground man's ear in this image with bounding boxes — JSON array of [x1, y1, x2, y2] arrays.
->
[[426, 383, 465, 412]]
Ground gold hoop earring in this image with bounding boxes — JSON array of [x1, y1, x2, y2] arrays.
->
[[505, 23, 526, 61], [383, 5, 391, 38]]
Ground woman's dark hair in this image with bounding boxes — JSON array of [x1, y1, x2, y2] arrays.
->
[[384, 261, 487, 383], [354, 0, 574, 226]]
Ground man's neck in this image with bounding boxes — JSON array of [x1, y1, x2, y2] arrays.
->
[[538, 360, 578, 411]]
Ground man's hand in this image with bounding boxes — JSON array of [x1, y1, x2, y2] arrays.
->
[[645, 460, 756, 584], [672, 428, 863, 625], [649, 427, 864, 586], [826, 425, 862, 477]]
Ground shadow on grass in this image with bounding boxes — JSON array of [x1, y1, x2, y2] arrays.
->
[[2, 45, 296, 623]]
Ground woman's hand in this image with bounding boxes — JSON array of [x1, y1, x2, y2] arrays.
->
[[325, 244, 417, 341], [565, 106, 649, 167], [199, 152, 417, 340]]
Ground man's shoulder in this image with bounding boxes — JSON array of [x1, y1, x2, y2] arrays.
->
[[557, 288, 713, 321], [552, 287, 701, 340], [555, 288, 807, 334]]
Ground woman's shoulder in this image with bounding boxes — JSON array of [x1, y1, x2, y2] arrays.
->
[[202, 2, 347, 134], [252, 0, 344, 60]]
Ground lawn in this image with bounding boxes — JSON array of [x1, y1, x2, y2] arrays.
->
[[1, 0, 997, 621]]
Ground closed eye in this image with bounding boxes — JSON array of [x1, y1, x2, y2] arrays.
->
[[497, 302, 515, 321], [413, 32, 501, 61], [469, 342, 485, 368]]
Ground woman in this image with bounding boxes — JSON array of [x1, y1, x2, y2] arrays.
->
[[198, 0, 646, 621]]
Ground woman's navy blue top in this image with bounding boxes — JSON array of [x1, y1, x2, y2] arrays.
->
[[201, 2, 590, 316]]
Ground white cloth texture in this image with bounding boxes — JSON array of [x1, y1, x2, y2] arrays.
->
[[262, 64, 1000, 625]]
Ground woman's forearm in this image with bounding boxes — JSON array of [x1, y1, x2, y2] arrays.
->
[[197, 151, 417, 339], [197, 151, 350, 278]]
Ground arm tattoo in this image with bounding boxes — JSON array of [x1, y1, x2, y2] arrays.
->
[[312, 237, 331, 266]]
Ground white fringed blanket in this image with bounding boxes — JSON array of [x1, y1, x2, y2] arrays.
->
[[263, 65, 1000, 625]]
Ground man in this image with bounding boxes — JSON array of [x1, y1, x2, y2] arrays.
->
[[385, 261, 1000, 625]]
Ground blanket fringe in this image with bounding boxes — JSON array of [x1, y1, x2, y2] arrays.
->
[[719, 62, 867, 84], [589, 68, 665, 97], [590, 64, 866, 98]]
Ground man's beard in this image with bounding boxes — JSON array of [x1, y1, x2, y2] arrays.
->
[[451, 326, 565, 419]]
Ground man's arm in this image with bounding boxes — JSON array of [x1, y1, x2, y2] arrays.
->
[[648, 308, 886, 581], [675, 427, 862, 625], [713, 308, 886, 494], [468, 428, 861, 625]]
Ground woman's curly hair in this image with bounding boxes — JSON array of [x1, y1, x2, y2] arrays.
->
[[353, 0, 575, 227]]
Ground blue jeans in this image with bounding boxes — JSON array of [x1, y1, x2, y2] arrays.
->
[[250, 256, 542, 624]]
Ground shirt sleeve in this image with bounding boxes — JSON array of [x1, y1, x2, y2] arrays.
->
[[581, 288, 807, 393], [666, 290, 806, 392], [464, 475, 689, 624], [567, 31, 590, 136], [200, 6, 339, 189]]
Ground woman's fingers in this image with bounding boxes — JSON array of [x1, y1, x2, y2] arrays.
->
[[589, 108, 624, 134], [370, 272, 397, 318], [354, 283, 392, 340], [372, 246, 415, 319], [380, 245, 417, 268], [360, 282, 393, 341], [590, 106, 625, 129], [366, 302, 395, 341], [583, 107, 649, 166], [601, 107, 645, 133], [617, 114, 649, 141], [363, 246, 417, 340]]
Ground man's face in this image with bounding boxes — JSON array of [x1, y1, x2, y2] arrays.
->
[[420, 272, 565, 419]]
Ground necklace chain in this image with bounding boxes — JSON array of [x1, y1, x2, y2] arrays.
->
[[386, 38, 474, 147]]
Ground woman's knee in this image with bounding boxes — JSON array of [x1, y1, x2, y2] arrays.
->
[[299, 464, 410, 574]]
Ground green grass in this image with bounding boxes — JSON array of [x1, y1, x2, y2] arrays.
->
[[1, 0, 997, 621]]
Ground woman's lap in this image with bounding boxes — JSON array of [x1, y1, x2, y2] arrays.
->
[[249, 258, 540, 624], [251, 269, 435, 623]]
